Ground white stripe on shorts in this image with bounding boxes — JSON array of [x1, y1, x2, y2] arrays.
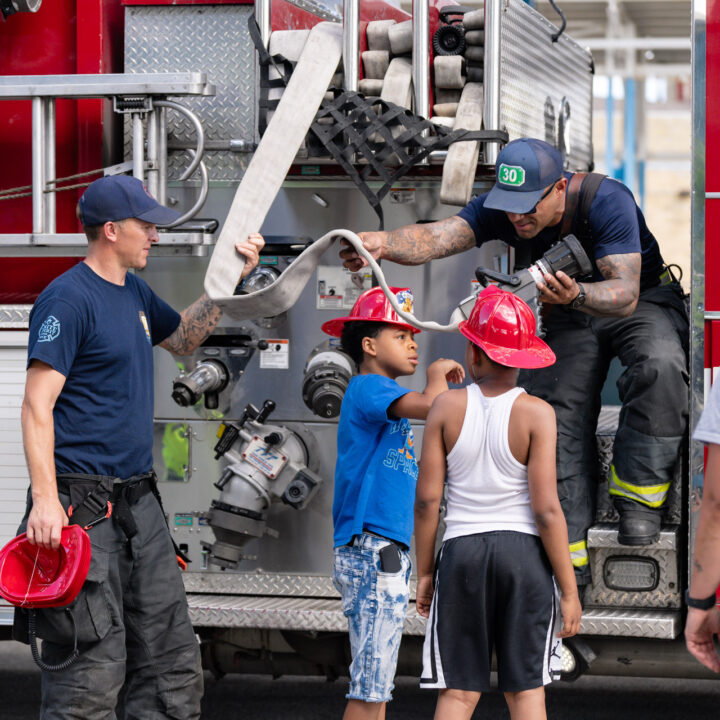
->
[[542, 578, 563, 685], [420, 545, 446, 689]]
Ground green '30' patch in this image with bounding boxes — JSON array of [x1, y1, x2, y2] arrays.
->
[[498, 164, 526, 186]]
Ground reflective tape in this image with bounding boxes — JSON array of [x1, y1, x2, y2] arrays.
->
[[607, 465, 670, 508], [569, 539, 588, 568]]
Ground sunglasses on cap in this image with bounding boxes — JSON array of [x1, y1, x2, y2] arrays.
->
[[526, 180, 560, 214]]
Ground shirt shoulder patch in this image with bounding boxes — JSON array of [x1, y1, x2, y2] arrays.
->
[[38, 315, 61, 343]]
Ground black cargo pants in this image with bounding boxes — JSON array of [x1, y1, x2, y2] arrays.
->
[[519, 284, 688, 585], [14, 478, 203, 720]]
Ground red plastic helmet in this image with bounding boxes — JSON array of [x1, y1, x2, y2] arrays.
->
[[459, 286, 556, 369], [321, 286, 421, 337], [0, 525, 91, 608]]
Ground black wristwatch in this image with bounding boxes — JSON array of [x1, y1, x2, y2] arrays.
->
[[685, 588, 717, 610], [569, 283, 586, 309]]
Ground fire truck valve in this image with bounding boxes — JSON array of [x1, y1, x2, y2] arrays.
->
[[203, 401, 323, 568], [172, 358, 229, 410], [302, 346, 355, 418]]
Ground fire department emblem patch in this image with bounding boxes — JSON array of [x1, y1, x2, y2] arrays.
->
[[38, 315, 60, 343]]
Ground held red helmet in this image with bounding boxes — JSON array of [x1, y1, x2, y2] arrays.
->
[[459, 286, 556, 369], [0, 525, 91, 608], [321, 286, 421, 337]]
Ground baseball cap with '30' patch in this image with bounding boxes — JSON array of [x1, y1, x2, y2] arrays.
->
[[484, 138, 565, 215]]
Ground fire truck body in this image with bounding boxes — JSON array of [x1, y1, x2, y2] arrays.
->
[[0, 0, 711, 681]]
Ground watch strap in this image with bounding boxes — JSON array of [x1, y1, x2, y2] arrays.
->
[[685, 588, 717, 610]]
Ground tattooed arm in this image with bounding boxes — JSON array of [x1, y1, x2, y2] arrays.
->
[[340, 216, 477, 270], [538, 252, 641, 318], [159, 233, 264, 355]]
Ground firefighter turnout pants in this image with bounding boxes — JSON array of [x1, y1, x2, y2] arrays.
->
[[14, 478, 203, 720], [519, 284, 688, 585]]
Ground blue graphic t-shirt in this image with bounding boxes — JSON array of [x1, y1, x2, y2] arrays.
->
[[27, 262, 181, 478], [457, 172, 664, 285], [333, 373, 418, 548]]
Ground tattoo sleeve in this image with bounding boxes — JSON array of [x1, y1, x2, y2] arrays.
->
[[582, 253, 641, 318], [382, 216, 477, 265], [159, 293, 223, 355]]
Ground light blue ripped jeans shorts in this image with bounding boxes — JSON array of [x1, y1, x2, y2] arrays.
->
[[333, 532, 412, 703]]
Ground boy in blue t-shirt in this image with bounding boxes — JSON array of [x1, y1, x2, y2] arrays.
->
[[321, 286, 464, 720]]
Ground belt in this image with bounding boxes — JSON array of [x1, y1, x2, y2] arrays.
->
[[355, 529, 409, 552], [57, 472, 155, 537]]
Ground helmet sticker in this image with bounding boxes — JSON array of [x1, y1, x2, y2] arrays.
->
[[498, 164, 526, 187], [38, 315, 61, 343], [395, 290, 414, 314]]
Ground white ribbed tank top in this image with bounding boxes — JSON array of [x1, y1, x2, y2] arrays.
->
[[442, 384, 538, 542]]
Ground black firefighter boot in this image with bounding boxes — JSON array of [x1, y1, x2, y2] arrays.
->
[[615, 499, 662, 546]]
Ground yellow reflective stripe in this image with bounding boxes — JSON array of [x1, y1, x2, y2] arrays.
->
[[569, 540, 588, 567], [608, 466, 669, 508]]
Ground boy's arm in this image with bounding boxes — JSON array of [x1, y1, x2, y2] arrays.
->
[[414, 397, 449, 618], [525, 398, 582, 638], [390, 358, 464, 420]]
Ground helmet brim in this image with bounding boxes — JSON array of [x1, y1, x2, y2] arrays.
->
[[321, 317, 421, 338], [459, 321, 556, 369]]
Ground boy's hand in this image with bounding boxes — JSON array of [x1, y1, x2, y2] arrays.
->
[[416, 575, 435, 618], [557, 592, 582, 638], [427, 358, 465, 385]]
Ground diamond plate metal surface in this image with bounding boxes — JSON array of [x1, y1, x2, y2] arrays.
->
[[124, 5, 255, 182], [586, 525, 680, 609], [187, 594, 428, 635], [499, 0, 593, 169], [0, 305, 31, 328], [579, 608, 680, 639], [183, 572, 340, 598]]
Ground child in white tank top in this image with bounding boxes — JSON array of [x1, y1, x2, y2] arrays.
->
[[415, 286, 581, 720]]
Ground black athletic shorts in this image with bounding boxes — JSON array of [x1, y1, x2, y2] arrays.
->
[[420, 531, 562, 693]]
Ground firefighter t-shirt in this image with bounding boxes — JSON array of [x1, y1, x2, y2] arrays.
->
[[457, 171, 665, 285], [27, 262, 180, 478], [332, 373, 418, 548]]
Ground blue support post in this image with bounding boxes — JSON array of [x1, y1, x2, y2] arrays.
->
[[623, 77, 637, 196], [605, 76, 615, 176]]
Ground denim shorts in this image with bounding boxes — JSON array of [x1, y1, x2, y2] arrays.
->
[[333, 533, 412, 702]]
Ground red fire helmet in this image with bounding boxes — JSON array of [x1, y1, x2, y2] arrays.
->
[[0, 525, 91, 608], [459, 286, 556, 369], [321, 286, 421, 337]]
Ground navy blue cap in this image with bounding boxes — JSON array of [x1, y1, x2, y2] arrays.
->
[[484, 138, 564, 214], [78, 175, 181, 227]]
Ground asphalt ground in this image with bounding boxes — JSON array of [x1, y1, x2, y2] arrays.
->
[[2, 640, 720, 719]]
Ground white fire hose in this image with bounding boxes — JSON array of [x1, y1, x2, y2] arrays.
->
[[211, 228, 464, 333]]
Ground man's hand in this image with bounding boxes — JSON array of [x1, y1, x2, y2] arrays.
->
[[237, 233, 265, 280], [685, 606, 720, 673], [339, 231, 385, 271], [427, 358, 465, 385], [537, 270, 579, 306], [557, 592, 583, 638], [26, 495, 68, 550], [416, 575, 435, 618]]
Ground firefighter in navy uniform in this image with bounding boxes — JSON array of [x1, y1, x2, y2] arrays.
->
[[16, 174, 264, 720], [343, 138, 688, 591]]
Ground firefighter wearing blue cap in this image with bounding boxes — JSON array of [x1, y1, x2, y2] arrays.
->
[[17, 174, 264, 719], [343, 137, 688, 592]]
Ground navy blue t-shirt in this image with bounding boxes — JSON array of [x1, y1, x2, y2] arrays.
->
[[333, 374, 418, 548], [27, 262, 181, 478], [457, 172, 664, 285]]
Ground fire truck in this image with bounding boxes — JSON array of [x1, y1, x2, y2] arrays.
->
[[0, 0, 713, 682]]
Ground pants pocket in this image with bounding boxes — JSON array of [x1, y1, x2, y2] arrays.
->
[[333, 547, 363, 617], [31, 547, 113, 645]]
